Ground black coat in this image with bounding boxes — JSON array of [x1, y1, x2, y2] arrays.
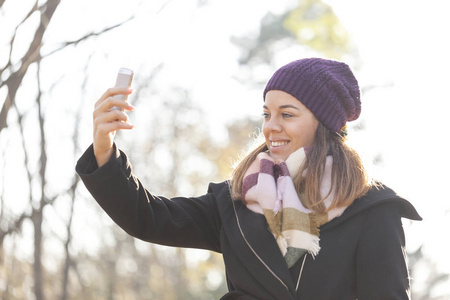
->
[[76, 144, 422, 300]]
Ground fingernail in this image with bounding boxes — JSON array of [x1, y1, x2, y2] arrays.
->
[[127, 88, 134, 93], [128, 104, 135, 110]]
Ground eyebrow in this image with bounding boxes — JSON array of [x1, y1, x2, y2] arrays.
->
[[263, 104, 300, 110]]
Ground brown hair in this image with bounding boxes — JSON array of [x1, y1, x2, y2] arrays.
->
[[229, 123, 372, 213]]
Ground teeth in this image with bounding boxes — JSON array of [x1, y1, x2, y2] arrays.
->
[[272, 141, 288, 147]]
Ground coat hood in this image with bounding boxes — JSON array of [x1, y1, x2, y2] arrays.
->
[[320, 183, 422, 232]]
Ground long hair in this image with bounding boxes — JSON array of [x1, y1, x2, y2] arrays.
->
[[229, 123, 372, 213]]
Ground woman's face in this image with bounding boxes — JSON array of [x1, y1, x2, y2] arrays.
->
[[263, 90, 319, 161]]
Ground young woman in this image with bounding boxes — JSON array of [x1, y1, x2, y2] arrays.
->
[[76, 58, 421, 299]]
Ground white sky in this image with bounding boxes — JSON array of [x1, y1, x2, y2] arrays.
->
[[1, 0, 450, 293]]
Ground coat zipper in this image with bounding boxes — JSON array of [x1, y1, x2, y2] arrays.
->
[[295, 254, 307, 292], [229, 191, 290, 291]]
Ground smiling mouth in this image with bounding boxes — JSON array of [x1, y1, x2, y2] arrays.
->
[[271, 141, 289, 147]]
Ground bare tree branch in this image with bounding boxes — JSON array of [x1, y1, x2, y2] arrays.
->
[[0, 93, 11, 134], [0, 0, 39, 75], [0, 212, 30, 246], [12, 103, 35, 205], [43, 16, 135, 58], [0, 0, 61, 133], [31, 58, 46, 300], [0, 72, 38, 247], [60, 54, 92, 300]]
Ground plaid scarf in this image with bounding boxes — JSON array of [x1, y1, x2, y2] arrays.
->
[[241, 148, 347, 268]]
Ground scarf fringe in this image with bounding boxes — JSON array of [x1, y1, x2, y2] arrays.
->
[[306, 235, 321, 257], [277, 233, 321, 258]]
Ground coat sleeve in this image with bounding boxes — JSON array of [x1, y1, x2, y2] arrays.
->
[[355, 202, 411, 300], [75, 144, 222, 252]]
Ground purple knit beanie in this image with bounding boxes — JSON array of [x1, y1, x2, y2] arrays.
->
[[263, 58, 361, 133]]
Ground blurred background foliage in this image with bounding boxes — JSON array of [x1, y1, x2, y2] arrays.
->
[[0, 0, 447, 299]]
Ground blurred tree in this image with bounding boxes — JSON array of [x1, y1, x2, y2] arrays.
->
[[0, 0, 61, 134], [0, 0, 134, 299], [408, 245, 450, 300], [231, 0, 354, 69], [0, 2, 62, 296], [212, 118, 263, 180], [284, 0, 350, 59]]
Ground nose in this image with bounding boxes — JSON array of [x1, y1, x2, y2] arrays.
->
[[264, 116, 282, 132]]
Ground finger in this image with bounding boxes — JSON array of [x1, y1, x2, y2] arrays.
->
[[94, 96, 135, 117], [95, 121, 135, 136], [94, 119, 135, 140], [95, 95, 134, 112], [94, 109, 131, 126], [95, 87, 133, 108]]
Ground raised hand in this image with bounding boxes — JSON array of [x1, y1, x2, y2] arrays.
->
[[92, 87, 135, 167]]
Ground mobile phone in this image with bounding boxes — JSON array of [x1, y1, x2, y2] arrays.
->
[[111, 67, 134, 110]]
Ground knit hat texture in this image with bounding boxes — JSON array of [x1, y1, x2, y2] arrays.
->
[[263, 58, 361, 132]]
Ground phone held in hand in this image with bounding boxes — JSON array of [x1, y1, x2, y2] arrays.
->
[[111, 67, 134, 111]]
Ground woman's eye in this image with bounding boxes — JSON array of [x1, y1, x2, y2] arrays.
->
[[262, 112, 270, 119], [282, 112, 293, 118]]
